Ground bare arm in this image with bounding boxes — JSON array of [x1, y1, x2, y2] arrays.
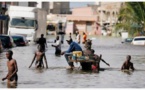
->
[[61, 51, 65, 55], [29, 54, 36, 68], [2, 73, 9, 81], [51, 44, 58, 47], [121, 62, 125, 70], [52, 40, 60, 48], [130, 63, 135, 71], [43, 53, 48, 69]]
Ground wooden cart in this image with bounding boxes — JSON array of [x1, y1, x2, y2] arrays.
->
[[68, 56, 97, 70]]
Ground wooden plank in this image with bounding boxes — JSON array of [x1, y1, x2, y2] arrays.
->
[[69, 59, 95, 62]]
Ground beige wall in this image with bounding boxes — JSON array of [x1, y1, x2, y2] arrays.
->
[[67, 6, 100, 35], [67, 2, 124, 35], [75, 22, 86, 34], [74, 21, 99, 35], [72, 7, 94, 16], [98, 2, 123, 24]]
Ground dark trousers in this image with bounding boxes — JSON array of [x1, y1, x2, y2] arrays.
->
[[80, 62, 93, 70], [55, 48, 61, 56], [38, 44, 45, 51]]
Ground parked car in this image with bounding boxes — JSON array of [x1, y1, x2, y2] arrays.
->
[[122, 38, 133, 43], [131, 36, 145, 45], [12, 35, 28, 46], [125, 38, 133, 42], [0, 35, 15, 48]]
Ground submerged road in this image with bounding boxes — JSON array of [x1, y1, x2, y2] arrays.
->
[[0, 35, 145, 88]]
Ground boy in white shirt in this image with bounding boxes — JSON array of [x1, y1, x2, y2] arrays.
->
[[52, 36, 61, 56]]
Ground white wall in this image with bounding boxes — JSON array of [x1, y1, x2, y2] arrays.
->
[[18, 2, 28, 6]]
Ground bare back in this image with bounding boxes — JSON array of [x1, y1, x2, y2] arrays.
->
[[36, 52, 44, 61]]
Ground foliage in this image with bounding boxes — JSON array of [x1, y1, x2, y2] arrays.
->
[[115, 2, 145, 36]]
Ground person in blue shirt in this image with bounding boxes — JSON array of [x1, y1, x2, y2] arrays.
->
[[61, 39, 82, 69]]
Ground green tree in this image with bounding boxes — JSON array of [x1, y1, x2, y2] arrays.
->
[[115, 2, 145, 36]]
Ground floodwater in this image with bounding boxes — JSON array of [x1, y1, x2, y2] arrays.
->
[[0, 35, 145, 88]]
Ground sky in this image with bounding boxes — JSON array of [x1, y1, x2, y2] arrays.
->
[[70, 2, 95, 9]]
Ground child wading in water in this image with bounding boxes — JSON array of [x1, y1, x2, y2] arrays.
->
[[29, 47, 48, 69], [91, 49, 110, 72], [2, 50, 18, 88], [121, 55, 135, 71]]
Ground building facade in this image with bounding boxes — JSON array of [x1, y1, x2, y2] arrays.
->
[[49, 2, 70, 14], [67, 7, 100, 35], [66, 2, 123, 35], [97, 2, 123, 35]]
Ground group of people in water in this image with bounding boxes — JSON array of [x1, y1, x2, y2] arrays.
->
[[1, 33, 135, 88]]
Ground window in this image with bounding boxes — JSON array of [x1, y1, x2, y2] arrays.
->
[[50, 9, 53, 13], [134, 38, 145, 41], [11, 18, 35, 29]]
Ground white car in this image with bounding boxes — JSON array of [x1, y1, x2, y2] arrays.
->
[[131, 36, 145, 45]]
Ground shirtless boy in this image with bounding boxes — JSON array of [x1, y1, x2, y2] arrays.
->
[[2, 50, 18, 86], [29, 47, 48, 69], [121, 55, 135, 71]]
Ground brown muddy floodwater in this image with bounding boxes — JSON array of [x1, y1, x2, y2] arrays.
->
[[0, 35, 145, 88]]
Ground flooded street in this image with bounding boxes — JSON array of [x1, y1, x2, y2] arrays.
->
[[1, 35, 145, 88]]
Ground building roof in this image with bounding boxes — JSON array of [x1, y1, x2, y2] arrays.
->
[[67, 15, 97, 21]]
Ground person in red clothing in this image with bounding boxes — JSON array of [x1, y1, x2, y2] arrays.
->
[[91, 49, 110, 72], [82, 32, 87, 44]]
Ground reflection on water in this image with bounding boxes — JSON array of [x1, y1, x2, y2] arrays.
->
[[7, 82, 17, 88], [0, 37, 145, 88]]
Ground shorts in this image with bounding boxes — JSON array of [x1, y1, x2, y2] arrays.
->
[[9, 74, 18, 82]]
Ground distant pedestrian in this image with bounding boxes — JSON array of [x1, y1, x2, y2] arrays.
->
[[69, 33, 73, 41], [76, 31, 81, 44], [60, 29, 65, 44], [37, 34, 47, 52], [52, 36, 61, 56], [58, 23, 65, 44], [2, 50, 18, 88], [82, 32, 87, 44], [75, 30, 78, 37]]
